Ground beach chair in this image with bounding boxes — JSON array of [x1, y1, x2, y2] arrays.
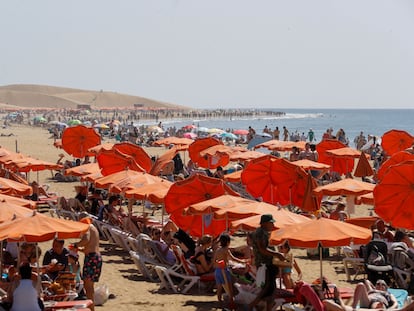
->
[[139, 234, 174, 267], [154, 245, 213, 294], [342, 246, 365, 281], [109, 227, 132, 252], [129, 250, 158, 282]]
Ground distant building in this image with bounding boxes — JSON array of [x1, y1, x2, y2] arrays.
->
[[134, 103, 144, 108]]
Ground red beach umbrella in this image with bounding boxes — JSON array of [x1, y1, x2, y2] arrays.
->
[[241, 155, 309, 206], [61, 125, 101, 158], [381, 129, 414, 156]]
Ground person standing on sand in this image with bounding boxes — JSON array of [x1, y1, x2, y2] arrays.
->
[[283, 126, 289, 141], [73, 214, 102, 311], [248, 214, 286, 311], [273, 127, 280, 140]]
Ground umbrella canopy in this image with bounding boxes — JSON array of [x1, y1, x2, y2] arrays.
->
[[374, 160, 414, 230], [96, 149, 145, 176], [0, 194, 36, 209], [185, 194, 272, 220], [241, 155, 309, 206], [124, 181, 173, 203], [0, 211, 89, 242], [149, 146, 178, 176], [230, 208, 309, 231], [354, 151, 374, 177], [108, 172, 168, 194], [324, 147, 360, 176], [152, 137, 193, 147], [291, 159, 331, 171], [229, 150, 265, 162], [316, 140, 350, 175], [113, 142, 152, 173], [314, 178, 374, 215], [270, 217, 372, 248], [256, 140, 307, 152], [164, 174, 238, 237], [313, 179, 375, 197], [220, 132, 238, 140], [147, 125, 164, 133], [381, 129, 414, 156], [188, 137, 224, 169], [94, 170, 150, 189], [0, 202, 34, 223], [67, 119, 82, 126], [345, 216, 379, 229], [301, 174, 321, 213], [8, 157, 63, 173], [233, 129, 249, 135], [88, 143, 114, 154], [355, 192, 374, 205], [0, 177, 32, 196], [199, 145, 232, 169], [61, 125, 101, 158], [65, 163, 101, 177], [183, 132, 197, 139], [223, 170, 242, 182], [377, 151, 414, 181]]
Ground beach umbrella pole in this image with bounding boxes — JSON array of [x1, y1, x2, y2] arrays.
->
[[319, 242, 323, 283]]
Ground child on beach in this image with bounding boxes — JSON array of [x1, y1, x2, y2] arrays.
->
[[275, 241, 302, 289], [213, 233, 248, 310], [65, 250, 82, 291]]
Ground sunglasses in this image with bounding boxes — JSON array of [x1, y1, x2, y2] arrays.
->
[[376, 282, 386, 286]]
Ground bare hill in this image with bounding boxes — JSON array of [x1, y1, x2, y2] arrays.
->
[[0, 84, 190, 110]]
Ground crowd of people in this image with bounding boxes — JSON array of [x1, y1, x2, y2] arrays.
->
[[0, 213, 101, 311]]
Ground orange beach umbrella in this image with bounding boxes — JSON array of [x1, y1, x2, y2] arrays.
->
[[0, 177, 32, 197], [164, 174, 238, 237], [230, 207, 309, 231], [241, 155, 309, 206], [113, 142, 152, 173], [374, 160, 414, 230], [61, 125, 101, 158], [188, 137, 223, 169], [377, 151, 414, 181], [381, 129, 414, 156], [0, 211, 89, 242], [96, 149, 145, 176]]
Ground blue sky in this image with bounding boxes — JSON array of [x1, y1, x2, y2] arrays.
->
[[1, 1, 413, 109]]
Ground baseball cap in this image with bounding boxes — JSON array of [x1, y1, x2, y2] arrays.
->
[[260, 214, 275, 224]]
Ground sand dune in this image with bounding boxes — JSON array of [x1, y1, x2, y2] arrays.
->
[[0, 84, 189, 110]]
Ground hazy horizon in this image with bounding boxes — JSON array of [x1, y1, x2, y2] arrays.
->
[[1, 1, 413, 109]]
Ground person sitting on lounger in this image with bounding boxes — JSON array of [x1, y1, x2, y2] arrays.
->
[[324, 279, 398, 311], [151, 228, 176, 266]]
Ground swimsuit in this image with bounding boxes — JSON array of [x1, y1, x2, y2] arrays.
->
[[215, 267, 231, 285], [83, 252, 102, 282]]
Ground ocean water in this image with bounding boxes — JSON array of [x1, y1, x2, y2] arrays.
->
[[156, 109, 414, 148]]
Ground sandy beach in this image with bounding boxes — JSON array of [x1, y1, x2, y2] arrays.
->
[[0, 123, 373, 311]]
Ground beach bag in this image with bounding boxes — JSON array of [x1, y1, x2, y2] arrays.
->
[[94, 283, 109, 306], [367, 245, 386, 266], [255, 264, 266, 288]]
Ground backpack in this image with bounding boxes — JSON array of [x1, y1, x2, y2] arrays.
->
[[367, 245, 386, 266]]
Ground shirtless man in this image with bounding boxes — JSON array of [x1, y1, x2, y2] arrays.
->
[[73, 214, 102, 311]]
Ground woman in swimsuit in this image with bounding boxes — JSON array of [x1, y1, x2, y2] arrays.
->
[[191, 235, 214, 275]]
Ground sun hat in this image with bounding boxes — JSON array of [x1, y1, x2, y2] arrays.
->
[[260, 214, 275, 224]]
